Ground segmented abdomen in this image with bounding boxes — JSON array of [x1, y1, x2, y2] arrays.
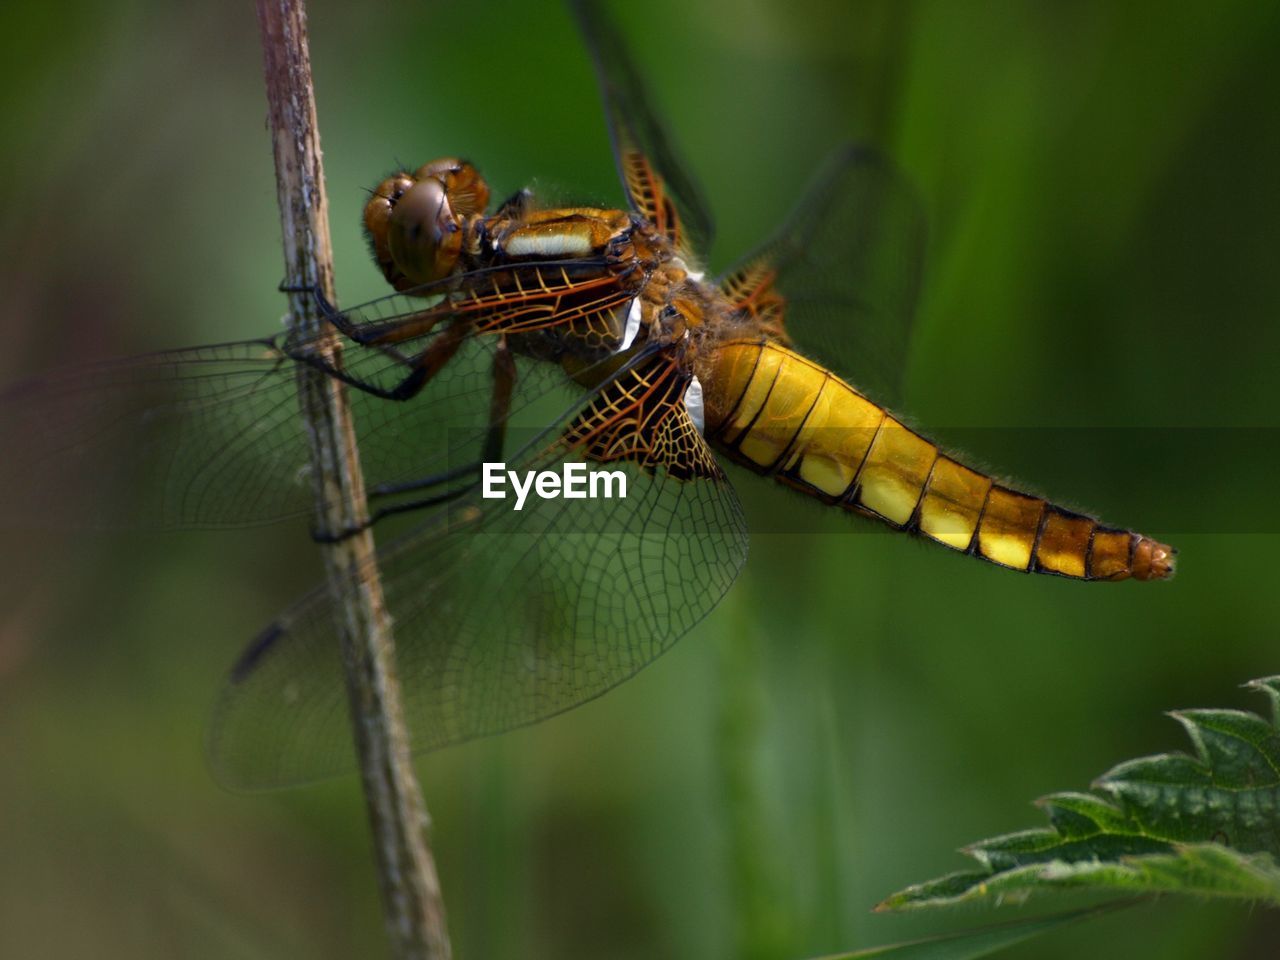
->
[[703, 339, 1174, 581]]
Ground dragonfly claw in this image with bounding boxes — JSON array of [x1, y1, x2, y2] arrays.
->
[[276, 281, 339, 317], [309, 520, 368, 544]]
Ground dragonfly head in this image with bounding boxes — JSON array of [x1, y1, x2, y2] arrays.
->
[[364, 158, 491, 289]]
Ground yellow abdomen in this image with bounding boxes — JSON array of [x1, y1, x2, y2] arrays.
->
[[703, 339, 1174, 581]]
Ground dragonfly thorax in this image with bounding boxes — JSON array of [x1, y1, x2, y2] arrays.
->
[[365, 156, 665, 300]]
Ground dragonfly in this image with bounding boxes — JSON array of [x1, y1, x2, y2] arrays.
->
[[0, 1, 1173, 789]]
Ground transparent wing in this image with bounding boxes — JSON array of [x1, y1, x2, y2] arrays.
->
[[208, 347, 748, 789], [570, 0, 714, 262], [0, 259, 634, 530], [719, 144, 927, 409], [0, 337, 317, 529]]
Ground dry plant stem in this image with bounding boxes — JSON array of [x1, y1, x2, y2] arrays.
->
[[255, 1, 451, 957]]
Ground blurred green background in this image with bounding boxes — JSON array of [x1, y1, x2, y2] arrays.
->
[[1, 0, 1278, 957]]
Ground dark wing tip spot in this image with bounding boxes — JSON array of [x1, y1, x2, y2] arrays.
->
[[230, 621, 287, 684]]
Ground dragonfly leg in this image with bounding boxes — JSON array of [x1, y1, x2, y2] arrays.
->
[[278, 283, 408, 350], [363, 335, 517, 498], [309, 484, 475, 543], [368, 461, 483, 499], [311, 336, 520, 542], [370, 334, 518, 492], [484, 335, 517, 463], [315, 294, 380, 343], [310, 289, 384, 344], [387, 321, 470, 400], [286, 320, 470, 402], [277, 279, 321, 296], [287, 349, 420, 401], [312, 290, 450, 349]]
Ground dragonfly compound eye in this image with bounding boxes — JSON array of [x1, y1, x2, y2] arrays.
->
[[413, 158, 490, 217], [363, 172, 416, 286], [387, 177, 465, 285]]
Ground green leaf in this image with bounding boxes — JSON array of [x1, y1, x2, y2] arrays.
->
[[812, 903, 1127, 959], [878, 676, 1280, 910]]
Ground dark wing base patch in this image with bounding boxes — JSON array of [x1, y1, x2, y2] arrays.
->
[[562, 349, 720, 481]]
